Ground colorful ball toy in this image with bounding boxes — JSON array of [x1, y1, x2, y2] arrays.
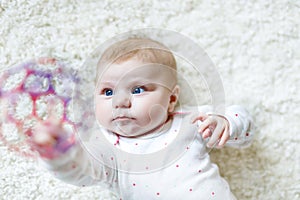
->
[[0, 58, 79, 158]]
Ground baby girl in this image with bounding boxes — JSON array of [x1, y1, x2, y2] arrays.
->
[[32, 38, 253, 199]]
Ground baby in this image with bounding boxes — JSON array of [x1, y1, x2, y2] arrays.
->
[[32, 38, 253, 199]]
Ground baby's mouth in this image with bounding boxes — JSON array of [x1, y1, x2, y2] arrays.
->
[[113, 116, 135, 121]]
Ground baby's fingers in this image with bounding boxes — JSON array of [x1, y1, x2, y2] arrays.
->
[[206, 124, 224, 147], [202, 127, 213, 139], [191, 113, 208, 124], [192, 114, 230, 148], [32, 126, 55, 146], [197, 116, 214, 134], [216, 127, 230, 148], [30, 121, 74, 159]]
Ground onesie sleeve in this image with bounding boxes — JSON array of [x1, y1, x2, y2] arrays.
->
[[38, 140, 118, 191], [197, 105, 254, 148], [222, 105, 254, 148]]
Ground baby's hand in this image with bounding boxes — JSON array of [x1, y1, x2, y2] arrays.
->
[[192, 113, 230, 148], [29, 117, 75, 159]]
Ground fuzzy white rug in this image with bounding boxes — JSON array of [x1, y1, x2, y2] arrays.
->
[[0, 0, 299, 199]]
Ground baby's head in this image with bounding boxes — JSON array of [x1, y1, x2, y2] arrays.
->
[[96, 38, 177, 83], [95, 38, 180, 137]]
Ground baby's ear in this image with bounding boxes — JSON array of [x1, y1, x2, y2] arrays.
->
[[168, 85, 180, 113]]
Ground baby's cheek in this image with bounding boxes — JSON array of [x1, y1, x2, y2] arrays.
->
[[148, 104, 168, 124], [95, 105, 111, 125]]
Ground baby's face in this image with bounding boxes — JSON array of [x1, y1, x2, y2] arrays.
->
[[95, 59, 178, 137]]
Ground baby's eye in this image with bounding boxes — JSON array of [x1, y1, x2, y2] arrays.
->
[[131, 86, 145, 94], [102, 88, 113, 96]]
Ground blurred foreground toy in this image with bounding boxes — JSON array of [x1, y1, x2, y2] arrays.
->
[[0, 58, 80, 158]]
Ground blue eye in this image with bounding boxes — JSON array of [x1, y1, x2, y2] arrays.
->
[[132, 86, 145, 94], [103, 89, 113, 96]]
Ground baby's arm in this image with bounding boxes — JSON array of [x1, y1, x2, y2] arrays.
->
[[39, 141, 117, 189], [30, 118, 117, 189], [222, 105, 254, 148], [192, 105, 254, 148]]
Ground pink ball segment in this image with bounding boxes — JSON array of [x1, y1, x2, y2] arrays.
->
[[0, 58, 79, 158]]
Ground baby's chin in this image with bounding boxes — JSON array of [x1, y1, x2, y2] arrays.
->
[[111, 127, 152, 138], [110, 121, 170, 138]]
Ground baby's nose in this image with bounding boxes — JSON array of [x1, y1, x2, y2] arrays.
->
[[112, 92, 132, 108]]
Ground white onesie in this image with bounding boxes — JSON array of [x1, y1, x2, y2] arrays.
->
[[40, 105, 254, 200]]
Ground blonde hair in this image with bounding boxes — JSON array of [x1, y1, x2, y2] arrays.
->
[[97, 38, 177, 78]]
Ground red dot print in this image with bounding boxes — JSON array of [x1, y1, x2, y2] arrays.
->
[[111, 157, 114, 160], [198, 169, 202, 173], [235, 114, 238, 117], [246, 133, 249, 136], [186, 146, 190, 150], [156, 192, 160, 196], [135, 143, 138, 146], [106, 172, 109, 176], [145, 166, 149, 170], [234, 137, 238, 140], [176, 164, 179, 168], [189, 188, 193, 192], [212, 192, 215, 195], [133, 183, 136, 186]]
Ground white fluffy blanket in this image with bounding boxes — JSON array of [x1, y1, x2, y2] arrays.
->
[[0, 0, 299, 199]]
